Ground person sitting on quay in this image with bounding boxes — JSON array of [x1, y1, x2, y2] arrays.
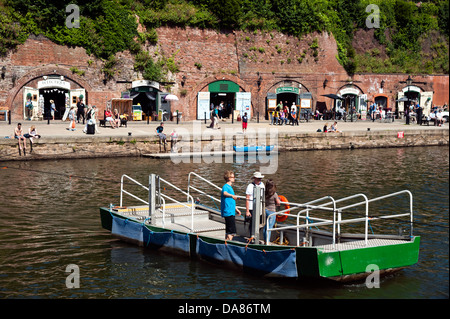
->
[[105, 108, 117, 128], [279, 110, 287, 125], [156, 122, 166, 141], [329, 121, 340, 133], [113, 109, 121, 128], [23, 125, 41, 153], [323, 122, 329, 133], [14, 123, 27, 156], [271, 108, 279, 125]]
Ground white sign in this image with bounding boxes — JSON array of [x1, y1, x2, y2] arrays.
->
[[402, 85, 421, 93], [268, 99, 276, 110], [236, 92, 251, 117], [38, 79, 71, 90], [300, 99, 311, 108], [197, 92, 210, 120], [339, 87, 360, 96], [132, 80, 160, 90]]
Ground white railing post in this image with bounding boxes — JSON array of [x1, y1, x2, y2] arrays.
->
[[149, 174, 156, 225]]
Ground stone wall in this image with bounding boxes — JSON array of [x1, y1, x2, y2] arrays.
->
[[0, 29, 448, 122], [0, 129, 447, 162]]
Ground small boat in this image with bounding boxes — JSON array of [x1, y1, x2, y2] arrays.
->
[[233, 145, 274, 152], [99, 172, 420, 282]]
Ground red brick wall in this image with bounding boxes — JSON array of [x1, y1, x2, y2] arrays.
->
[[0, 30, 448, 121]]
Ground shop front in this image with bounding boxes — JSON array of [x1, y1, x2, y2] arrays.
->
[[22, 76, 85, 121], [265, 82, 310, 119], [337, 85, 367, 119], [197, 80, 246, 120], [129, 80, 168, 121], [397, 85, 433, 117]]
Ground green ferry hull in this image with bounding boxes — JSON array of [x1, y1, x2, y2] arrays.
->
[[100, 207, 420, 282]]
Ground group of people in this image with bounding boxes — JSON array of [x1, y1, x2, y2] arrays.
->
[[220, 171, 282, 243], [270, 102, 299, 126], [104, 108, 124, 129], [368, 103, 387, 122], [67, 104, 100, 133], [14, 123, 41, 156], [429, 105, 446, 126], [322, 121, 340, 133], [155, 121, 179, 152]]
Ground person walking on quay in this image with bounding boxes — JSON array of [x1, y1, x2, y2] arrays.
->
[[76, 97, 85, 124], [68, 106, 76, 131], [50, 100, 56, 120], [14, 123, 27, 156], [416, 103, 423, 125], [369, 102, 376, 122], [405, 104, 410, 125], [245, 171, 265, 238], [221, 170, 241, 241]]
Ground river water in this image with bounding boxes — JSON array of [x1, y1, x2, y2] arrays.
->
[[0, 146, 448, 300]]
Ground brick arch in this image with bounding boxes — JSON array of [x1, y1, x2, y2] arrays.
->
[[5, 65, 93, 117], [263, 79, 312, 96], [186, 74, 251, 119]]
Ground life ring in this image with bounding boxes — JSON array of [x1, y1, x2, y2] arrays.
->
[[276, 195, 290, 222]]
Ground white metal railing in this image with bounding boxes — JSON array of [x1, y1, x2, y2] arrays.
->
[[187, 172, 247, 211], [266, 190, 414, 248], [158, 176, 196, 230], [120, 174, 149, 206], [119, 174, 166, 223]]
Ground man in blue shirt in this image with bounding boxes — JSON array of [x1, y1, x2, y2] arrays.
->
[[221, 171, 241, 240]]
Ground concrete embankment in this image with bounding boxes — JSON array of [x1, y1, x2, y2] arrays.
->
[[0, 120, 448, 161]]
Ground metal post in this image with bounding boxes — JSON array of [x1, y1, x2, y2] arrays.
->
[[257, 112, 259, 123], [252, 185, 264, 243], [177, 111, 179, 125], [148, 174, 156, 225], [204, 112, 206, 124], [232, 110, 234, 124]]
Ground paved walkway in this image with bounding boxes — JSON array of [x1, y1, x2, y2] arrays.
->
[[1, 118, 448, 140]]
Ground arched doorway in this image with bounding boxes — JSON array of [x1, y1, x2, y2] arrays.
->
[[196, 79, 247, 120], [265, 81, 310, 120], [129, 80, 165, 121], [337, 84, 367, 118], [21, 75, 85, 121]]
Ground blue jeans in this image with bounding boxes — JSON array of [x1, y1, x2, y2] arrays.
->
[[264, 209, 277, 242]]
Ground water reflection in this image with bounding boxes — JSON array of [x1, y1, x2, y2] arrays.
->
[[0, 146, 448, 298]]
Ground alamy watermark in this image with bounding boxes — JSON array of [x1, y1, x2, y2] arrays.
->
[[168, 122, 279, 175], [365, 264, 380, 288], [66, 4, 80, 29], [65, 264, 80, 288], [366, 4, 380, 29]]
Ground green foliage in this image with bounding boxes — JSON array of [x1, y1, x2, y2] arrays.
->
[[4, 0, 138, 59], [134, 50, 163, 81], [0, 0, 448, 74]]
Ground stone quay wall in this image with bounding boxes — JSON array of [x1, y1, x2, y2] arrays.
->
[[0, 129, 447, 162]]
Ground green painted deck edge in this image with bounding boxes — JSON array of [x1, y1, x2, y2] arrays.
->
[[316, 237, 421, 278]]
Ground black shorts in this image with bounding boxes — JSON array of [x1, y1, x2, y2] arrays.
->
[[224, 216, 236, 235]]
